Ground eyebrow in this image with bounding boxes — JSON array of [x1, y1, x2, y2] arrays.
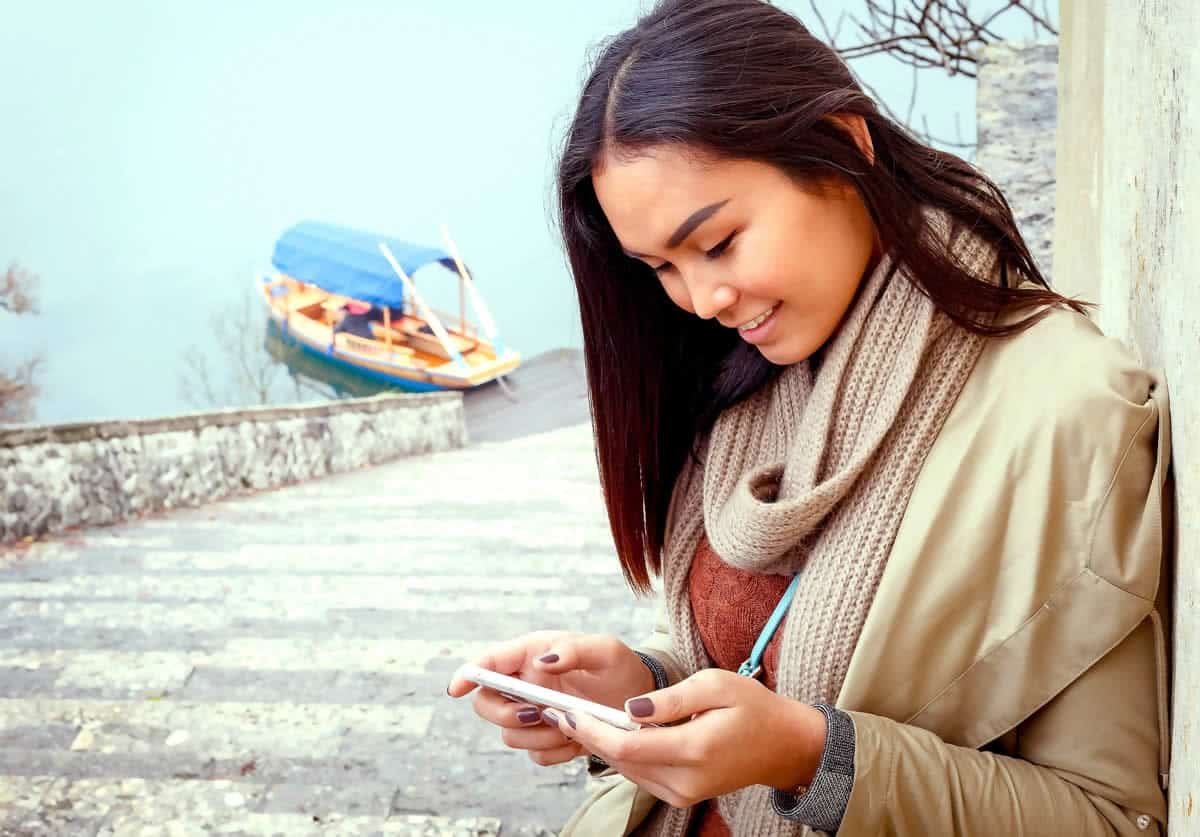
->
[[622, 199, 731, 259]]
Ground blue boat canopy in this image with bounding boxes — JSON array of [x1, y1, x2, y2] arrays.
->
[[270, 220, 464, 309]]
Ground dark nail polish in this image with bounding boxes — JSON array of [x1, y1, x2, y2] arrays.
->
[[539, 653, 560, 664], [517, 707, 542, 724], [542, 708, 560, 726], [627, 697, 655, 718], [565, 712, 577, 729]]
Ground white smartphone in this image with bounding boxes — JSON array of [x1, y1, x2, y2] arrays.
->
[[457, 663, 644, 732]]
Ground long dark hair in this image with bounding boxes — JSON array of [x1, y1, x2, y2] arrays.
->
[[557, 0, 1084, 593]]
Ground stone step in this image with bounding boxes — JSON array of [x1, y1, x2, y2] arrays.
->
[[3, 547, 625, 578], [0, 421, 646, 834], [0, 774, 513, 836]]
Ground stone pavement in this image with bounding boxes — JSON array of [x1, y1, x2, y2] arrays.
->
[[0, 422, 656, 836]]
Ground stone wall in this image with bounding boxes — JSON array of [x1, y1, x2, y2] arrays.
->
[[1057, 1, 1199, 830], [0, 393, 465, 545], [976, 41, 1058, 283]]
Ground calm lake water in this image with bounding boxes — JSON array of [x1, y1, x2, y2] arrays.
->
[[1, 1, 1028, 424]]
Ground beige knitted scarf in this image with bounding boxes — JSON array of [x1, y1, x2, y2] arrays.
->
[[639, 219, 995, 837]]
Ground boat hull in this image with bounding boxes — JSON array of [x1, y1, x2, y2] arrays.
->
[[268, 321, 446, 393], [258, 275, 520, 392]]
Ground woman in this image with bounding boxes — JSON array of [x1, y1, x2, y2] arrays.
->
[[447, 1, 1172, 834]]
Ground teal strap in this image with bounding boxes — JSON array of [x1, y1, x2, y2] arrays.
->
[[737, 573, 802, 679]]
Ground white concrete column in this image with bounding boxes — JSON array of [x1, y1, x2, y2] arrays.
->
[[1057, 1, 1199, 830]]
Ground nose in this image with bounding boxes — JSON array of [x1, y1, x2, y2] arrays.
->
[[685, 268, 738, 321]]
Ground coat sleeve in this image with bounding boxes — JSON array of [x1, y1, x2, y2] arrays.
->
[[839, 613, 1165, 836]]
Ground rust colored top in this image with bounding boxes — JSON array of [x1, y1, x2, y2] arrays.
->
[[686, 536, 792, 836]]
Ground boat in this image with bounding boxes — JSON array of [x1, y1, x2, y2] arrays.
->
[[258, 220, 520, 392], [262, 319, 397, 401]]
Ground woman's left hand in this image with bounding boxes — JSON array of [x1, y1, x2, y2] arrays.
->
[[546, 668, 828, 808]]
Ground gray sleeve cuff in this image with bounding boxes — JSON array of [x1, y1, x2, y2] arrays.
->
[[587, 752, 615, 776], [588, 652, 671, 775], [771, 704, 855, 834], [635, 650, 671, 691]]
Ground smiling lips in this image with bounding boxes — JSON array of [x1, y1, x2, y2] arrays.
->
[[737, 303, 779, 333]]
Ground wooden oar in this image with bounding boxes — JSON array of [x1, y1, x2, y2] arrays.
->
[[440, 226, 517, 400], [440, 225, 506, 356]]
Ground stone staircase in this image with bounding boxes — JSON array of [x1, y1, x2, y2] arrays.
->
[[0, 422, 655, 836]]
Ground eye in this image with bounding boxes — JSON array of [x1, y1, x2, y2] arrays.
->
[[705, 231, 736, 260], [652, 262, 674, 276]]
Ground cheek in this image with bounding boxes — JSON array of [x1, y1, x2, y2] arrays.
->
[[732, 245, 797, 302], [770, 259, 868, 363], [746, 231, 858, 312]]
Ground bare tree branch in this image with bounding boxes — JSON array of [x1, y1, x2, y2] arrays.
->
[[976, 2, 1021, 39], [0, 356, 41, 424], [825, 0, 1057, 80], [0, 263, 43, 423], [178, 348, 222, 410], [0, 264, 39, 315], [854, 72, 975, 149], [813, 0, 1057, 153], [906, 63, 920, 125], [178, 288, 302, 410], [806, 0, 843, 44], [1022, 0, 1058, 36], [291, 373, 338, 402]]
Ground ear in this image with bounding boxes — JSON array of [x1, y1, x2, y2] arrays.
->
[[827, 114, 875, 166]]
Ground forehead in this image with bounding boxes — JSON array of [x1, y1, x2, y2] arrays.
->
[[593, 147, 740, 248]]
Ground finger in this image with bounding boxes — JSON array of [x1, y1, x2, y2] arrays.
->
[[502, 723, 575, 752], [610, 763, 685, 809], [447, 632, 559, 697], [543, 706, 687, 768], [527, 740, 585, 767], [472, 688, 546, 728], [624, 669, 739, 725], [533, 634, 622, 676]]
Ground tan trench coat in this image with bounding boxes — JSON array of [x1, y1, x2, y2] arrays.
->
[[563, 305, 1172, 836]]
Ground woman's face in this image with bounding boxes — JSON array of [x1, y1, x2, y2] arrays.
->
[[592, 143, 878, 366]]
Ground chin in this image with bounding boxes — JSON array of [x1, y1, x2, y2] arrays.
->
[[758, 336, 823, 367], [758, 338, 806, 364], [757, 345, 799, 365]]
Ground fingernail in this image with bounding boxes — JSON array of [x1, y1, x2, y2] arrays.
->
[[627, 697, 655, 718], [541, 708, 561, 726], [538, 653, 560, 664], [517, 707, 542, 724], [565, 712, 577, 730]]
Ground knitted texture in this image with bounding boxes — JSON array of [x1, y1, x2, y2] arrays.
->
[[640, 218, 995, 837], [688, 536, 792, 691]]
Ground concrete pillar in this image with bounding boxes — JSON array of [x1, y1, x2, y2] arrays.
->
[[1057, 1, 1199, 830]]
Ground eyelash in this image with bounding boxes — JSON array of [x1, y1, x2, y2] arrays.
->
[[706, 231, 737, 260], [652, 231, 737, 275]]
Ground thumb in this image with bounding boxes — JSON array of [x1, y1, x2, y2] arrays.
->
[[624, 670, 737, 724]]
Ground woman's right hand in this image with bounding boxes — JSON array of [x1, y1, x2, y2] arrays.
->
[[446, 631, 656, 766]]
